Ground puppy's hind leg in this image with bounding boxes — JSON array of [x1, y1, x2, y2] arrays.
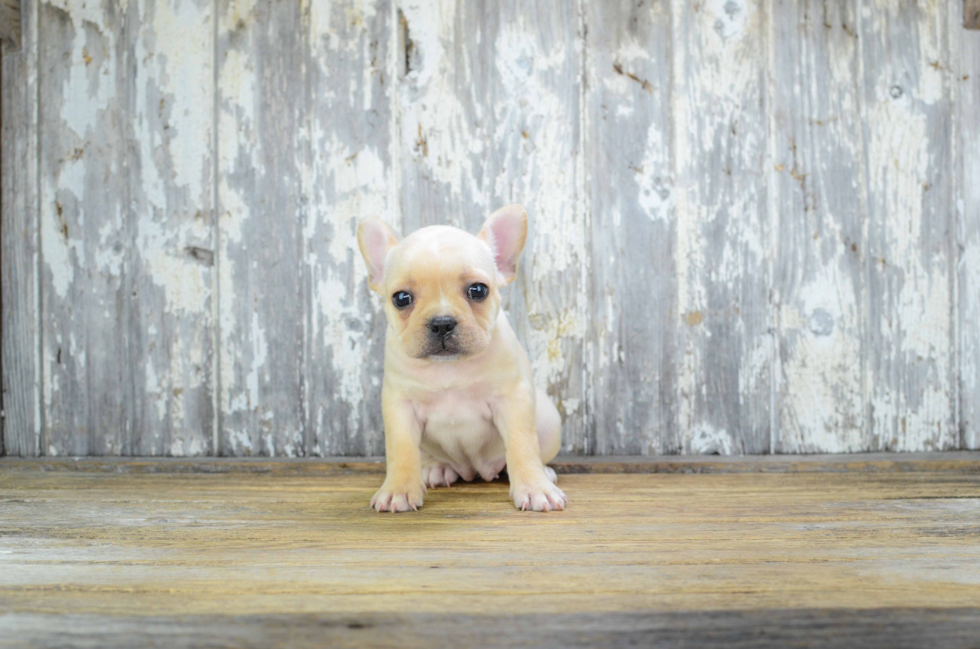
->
[[421, 451, 460, 489]]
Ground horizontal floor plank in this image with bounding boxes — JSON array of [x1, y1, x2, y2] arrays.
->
[[3, 608, 980, 649], [2, 452, 980, 474]]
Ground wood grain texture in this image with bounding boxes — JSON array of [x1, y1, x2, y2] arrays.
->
[[586, 0, 676, 454], [770, 0, 867, 452], [671, 0, 771, 454], [396, 0, 589, 452], [0, 466, 979, 647], [960, 9, 980, 449], [216, 0, 307, 456], [860, 0, 957, 451], [128, 0, 215, 455], [38, 0, 134, 456], [304, 0, 394, 456], [0, 0, 38, 456]]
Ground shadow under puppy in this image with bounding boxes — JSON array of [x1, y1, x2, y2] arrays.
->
[[357, 205, 566, 513]]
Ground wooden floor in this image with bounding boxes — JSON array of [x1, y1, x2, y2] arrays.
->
[[1, 454, 980, 648]]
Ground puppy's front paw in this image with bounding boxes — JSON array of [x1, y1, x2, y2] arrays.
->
[[510, 478, 567, 512], [371, 479, 425, 513]]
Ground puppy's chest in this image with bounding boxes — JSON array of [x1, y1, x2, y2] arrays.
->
[[414, 389, 495, 437]]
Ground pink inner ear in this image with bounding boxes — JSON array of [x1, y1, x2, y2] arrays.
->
[[487, 216, 522, 275], [365, 225, 390, 283]]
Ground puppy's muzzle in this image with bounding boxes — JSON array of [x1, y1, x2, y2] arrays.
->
[[428, 316, 457, 339]]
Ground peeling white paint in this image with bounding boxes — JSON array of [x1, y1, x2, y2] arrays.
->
[[778, 270, 864, 452], [315, 276, 368, 409], [227, 428, 254, 454], [672, 0, 771, 453], [688, 424, 735, 455], [866, 51, 953, 450], [397, 0, 494, 216], [144, 360, 167, 424], [636, 122, 673, 223], [246, 309, 268, 417], [24, 0, 971, 458], [137, 218, 210, 315], [40, 200, 79, 299]]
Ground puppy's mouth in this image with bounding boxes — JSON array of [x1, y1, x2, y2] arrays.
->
[[420, 337, 466, 359]]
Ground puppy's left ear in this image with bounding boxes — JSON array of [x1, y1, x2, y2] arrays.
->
[[478, 204, 528, 285], [357, 217, 400, 293]]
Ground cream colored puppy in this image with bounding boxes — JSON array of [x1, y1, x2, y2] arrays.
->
[[357, 205, 566, 513]]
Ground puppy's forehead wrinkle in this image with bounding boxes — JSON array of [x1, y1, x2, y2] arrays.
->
[[393, 225, 496, 275]]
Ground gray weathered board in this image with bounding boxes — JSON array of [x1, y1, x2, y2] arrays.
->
[[1, 0, 978, 457]]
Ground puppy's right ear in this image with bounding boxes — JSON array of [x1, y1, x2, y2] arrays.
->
[[357, 217, 400, 293], [478, 204, 528, 285]]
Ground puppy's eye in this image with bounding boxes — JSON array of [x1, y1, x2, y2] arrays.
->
[[467, 283, 489, 301], [392, 291, 413, 309]]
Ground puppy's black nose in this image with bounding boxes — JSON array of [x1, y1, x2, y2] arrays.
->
[[428, 316, 457, 338]]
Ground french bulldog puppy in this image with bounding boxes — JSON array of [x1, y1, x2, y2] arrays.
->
[[357, 205, 566, 513]]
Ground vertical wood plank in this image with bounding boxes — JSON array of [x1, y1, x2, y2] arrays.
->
[[769, 0, 868, 452], [959, 20, 980, 448], [397, 0, 588, 451], [671, 0, 772, 454], [217, 0, 306, 456], [395, 0, 480, 235], [1, 0, 40, 456], [586, 1, 675, 454], [38, 0, 133, 455], [128, 0, 215, 455], [860, 0, 957, 451], [38, 0, 214, 456], [304, 0, 394, 456]]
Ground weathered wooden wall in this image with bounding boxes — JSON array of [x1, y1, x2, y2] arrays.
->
[[2, 0, 978, 457]]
